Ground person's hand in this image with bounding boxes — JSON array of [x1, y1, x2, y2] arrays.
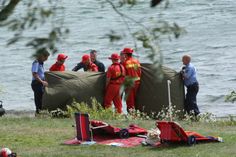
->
[[180, 66, 185, 75], [179, 67, 185, 80], [42, 81, 48, 87]]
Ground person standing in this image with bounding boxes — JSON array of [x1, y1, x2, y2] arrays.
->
[[104, 53, 125, 113], [31, 49, 50, 114], [72, 54, 98, 72], [90, 50, 105, 72], [121, 47, 141, 112], [181, 54, 200, 116], [49, 53, 68, 71]]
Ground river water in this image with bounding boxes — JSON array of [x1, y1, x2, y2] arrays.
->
[[0, 0, 236, 117]]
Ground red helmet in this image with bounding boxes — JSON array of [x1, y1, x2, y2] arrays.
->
[[0, 148, 12, 157], [121, 48, 133, 54], [108, 53, 120, 60], [57, 53, 68, 61], [82, 54, 90, 63]]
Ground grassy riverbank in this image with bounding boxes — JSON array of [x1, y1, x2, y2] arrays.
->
[[1, 115, 236, 157]]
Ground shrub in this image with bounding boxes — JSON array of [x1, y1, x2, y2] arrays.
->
[[66, 98, 123, 120]]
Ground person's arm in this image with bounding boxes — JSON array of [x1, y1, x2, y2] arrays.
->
[[122, 61, 127, 73], [99, 63, 105, 72], [72, 62, 83, 71], [32, 72, 48, 86], [49, 64, 55, 71], [106, 67, 111, 87], [106, 77, 110, 87], [91, 64, 98, 72], [121, 64, 126, 76]]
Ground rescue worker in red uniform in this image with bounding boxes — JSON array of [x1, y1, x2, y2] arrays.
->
[[121, 48, 141, 112], [72, 54, 98, 72], [104, 53, 125, 114], [49, 53, 68, 71]]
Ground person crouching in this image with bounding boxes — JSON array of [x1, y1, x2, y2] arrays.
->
[[104, 53, 125, 114]]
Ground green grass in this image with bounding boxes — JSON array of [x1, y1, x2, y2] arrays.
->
[[0, 116, 236, 157]]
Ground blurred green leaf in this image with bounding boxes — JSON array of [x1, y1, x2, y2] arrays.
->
[[225, 91, 236, 103], [105, 30, 122, 42], [118, 0, 137, 7], [150, 0, 163, 7], [7, 34, 21, 45]]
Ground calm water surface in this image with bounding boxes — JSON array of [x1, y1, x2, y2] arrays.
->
[[0, 0, 236, 117]]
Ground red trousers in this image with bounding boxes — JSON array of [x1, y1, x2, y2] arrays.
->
[[104, 84, 122, 113], [126, 82, 140, 112]]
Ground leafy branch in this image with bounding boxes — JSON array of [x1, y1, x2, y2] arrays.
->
[[225, 91, 236, 103], [0, 0, 20, 21], [104, 0, 185, 78], [0, 0, 69, 56]]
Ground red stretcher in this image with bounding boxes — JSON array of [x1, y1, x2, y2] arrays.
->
[[156, 121, 222, 145]]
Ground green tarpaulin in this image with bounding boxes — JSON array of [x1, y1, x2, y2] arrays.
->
[[42, 63, 184, 114], [136, 64, 185, 114]]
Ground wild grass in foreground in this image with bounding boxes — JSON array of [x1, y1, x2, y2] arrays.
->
[[1, 99, 236, 157], [1, 114, 236, 157]]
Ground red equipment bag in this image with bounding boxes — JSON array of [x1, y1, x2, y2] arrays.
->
[[91, 120, 147, 139], [156, 121, 221, 145]]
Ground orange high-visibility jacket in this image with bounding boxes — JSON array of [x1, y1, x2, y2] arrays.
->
[[123, 57, 141, 81]]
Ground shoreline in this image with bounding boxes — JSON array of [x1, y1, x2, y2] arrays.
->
[[3, 110, 35, 117], [1, 110, 236, 120]]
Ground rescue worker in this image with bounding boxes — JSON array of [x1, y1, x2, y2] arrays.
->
[[31, 48, 50, 114], [121, 47, 141, 112], [181, 54, 200, 116], [72, 54, 98, 72], [90, 50, 105, 72], [104, 53, 125, 114], [49, 53, 68, 71]]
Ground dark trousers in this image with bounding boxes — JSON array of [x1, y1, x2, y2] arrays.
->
[[185, 82, 200, 116], [31, 80, 44, 113]]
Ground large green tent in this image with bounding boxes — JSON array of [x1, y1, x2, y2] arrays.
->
[[42, 63, 185, 114]]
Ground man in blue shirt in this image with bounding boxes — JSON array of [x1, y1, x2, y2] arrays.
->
[[31, 49, 50, 114], [181, 55, 200, 116]]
